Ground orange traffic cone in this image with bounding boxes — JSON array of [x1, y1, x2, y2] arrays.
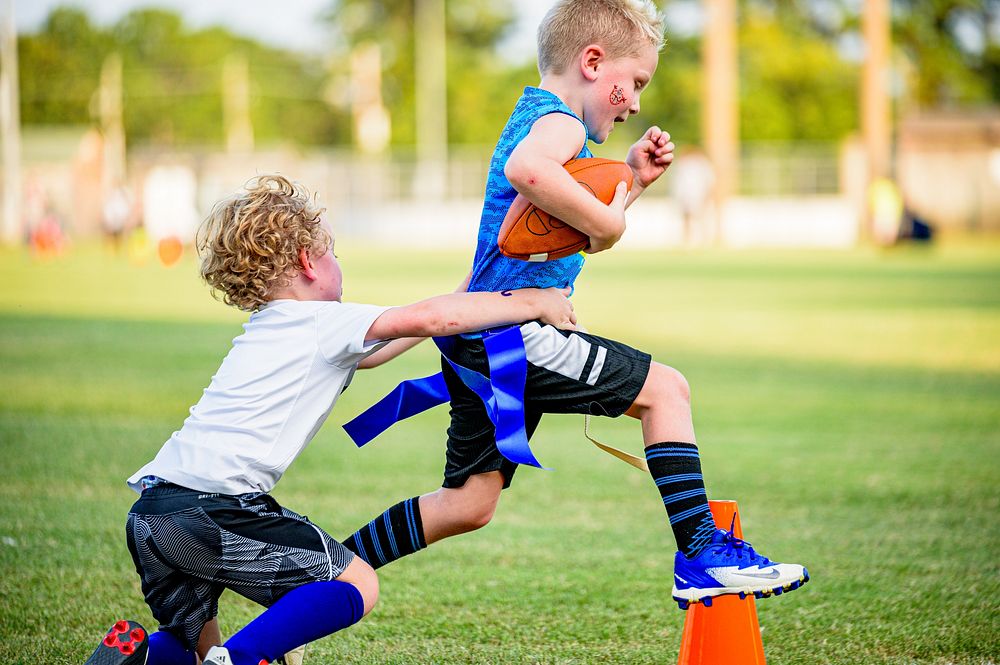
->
[[677, 500, 767, 665]]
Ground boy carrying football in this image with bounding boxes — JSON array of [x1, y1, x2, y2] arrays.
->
[[341, 0, 809, 612]]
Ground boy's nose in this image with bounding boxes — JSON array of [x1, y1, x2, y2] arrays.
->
[[629, 95, 641, 115]]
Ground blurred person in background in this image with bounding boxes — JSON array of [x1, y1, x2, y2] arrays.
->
[[102, 184, 132, 255], [671, 145, 716, 246]]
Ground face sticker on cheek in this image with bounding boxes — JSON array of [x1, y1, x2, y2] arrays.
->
[[609, 84, 627, 106]]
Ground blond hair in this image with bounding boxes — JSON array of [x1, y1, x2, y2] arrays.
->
[[537, 0, 665, 75], [197, 174, 329, 311]]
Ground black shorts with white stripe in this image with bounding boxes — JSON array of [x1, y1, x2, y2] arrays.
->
[[441, 322, 652, 489], [125, 483, 354, 650]]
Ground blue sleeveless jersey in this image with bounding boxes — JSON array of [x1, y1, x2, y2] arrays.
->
[[468, 87, 593, 293]]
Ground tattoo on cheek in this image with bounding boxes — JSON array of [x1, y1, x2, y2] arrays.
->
[[501, 290, 513, 297], [609, 84, 626, 105]]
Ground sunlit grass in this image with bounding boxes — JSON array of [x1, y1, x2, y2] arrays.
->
[[1, 241, 998, 664]]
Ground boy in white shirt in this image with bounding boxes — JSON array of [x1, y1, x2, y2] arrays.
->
[[85, 175, 576, 665]]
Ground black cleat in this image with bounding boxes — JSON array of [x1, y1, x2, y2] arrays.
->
[[84, 620, 149, 665]]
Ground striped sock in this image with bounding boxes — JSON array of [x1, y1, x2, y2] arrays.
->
[[645, 442, 717, 559], [343, 498, 426, 569]]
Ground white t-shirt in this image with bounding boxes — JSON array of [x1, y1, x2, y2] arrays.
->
[[127, 300, 390, 495]]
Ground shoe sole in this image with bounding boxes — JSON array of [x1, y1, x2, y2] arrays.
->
[[84, 619, 149, 665], [671, 569, 810, 610], [277, 644, 306, 665]]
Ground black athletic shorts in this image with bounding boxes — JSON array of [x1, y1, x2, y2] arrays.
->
[[125, 483, 354, 650], [441, 322, 651, 489]]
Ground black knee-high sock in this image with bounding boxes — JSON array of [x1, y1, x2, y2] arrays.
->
[[645, 442, 717, 558], [343, 498, 426, 569]]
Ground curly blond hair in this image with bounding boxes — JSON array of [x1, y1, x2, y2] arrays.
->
[[197, 175, 329, 311], [537, 0, 665, 76]]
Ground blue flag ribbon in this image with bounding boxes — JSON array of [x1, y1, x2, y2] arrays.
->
[[343, 325, 548, 469]]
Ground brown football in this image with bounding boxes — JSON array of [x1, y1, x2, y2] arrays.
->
[[497, 157, 633, 262]]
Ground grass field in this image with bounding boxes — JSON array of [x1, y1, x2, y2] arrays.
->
[[1, 241, 998, 664]]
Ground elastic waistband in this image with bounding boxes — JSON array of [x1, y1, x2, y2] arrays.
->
[[130, 482, 234, 514], [139, 482, 216, 497], [131, 482, 275, 517]]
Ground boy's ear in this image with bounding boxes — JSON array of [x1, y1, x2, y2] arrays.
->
[[580, 44, 604, 82], [298, 247, 318, 281]]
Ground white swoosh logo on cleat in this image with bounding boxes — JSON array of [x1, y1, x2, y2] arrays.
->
[[736, 568, 781, 579]]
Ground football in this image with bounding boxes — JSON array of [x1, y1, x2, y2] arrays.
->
[[497, 157, 633, 262]]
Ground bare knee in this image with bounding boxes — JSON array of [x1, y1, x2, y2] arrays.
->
[[421, 472, 503, 542], [445, 480, 500, 531], [658, 363, 691, 404], [633, 362, 691, 412], [335, 555, 379, 617], [458, 495, 498, 531]]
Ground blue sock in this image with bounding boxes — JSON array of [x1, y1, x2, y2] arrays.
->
[[147, 630, 195, 665], [645, 442, 718, 558], [343, 497, 426, 569], [224, 580, 365, 665]]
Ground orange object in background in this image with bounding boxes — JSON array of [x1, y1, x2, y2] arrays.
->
[[677, 500, 767, 665], [29, 215, 66, 259], [157, 236, 183, 267]]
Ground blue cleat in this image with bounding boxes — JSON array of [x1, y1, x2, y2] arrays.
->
[[671, 522, 809, 609]]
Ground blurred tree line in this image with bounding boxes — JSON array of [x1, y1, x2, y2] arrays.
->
[[19, 7, 348, 145], [17, 0, 1000, 150]]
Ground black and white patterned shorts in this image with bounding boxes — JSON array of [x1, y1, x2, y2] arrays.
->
[[125, 483, 354, 649], [441, 321, 652, 489]]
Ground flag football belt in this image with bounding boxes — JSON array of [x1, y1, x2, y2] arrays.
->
[[343, 325, 648, 472]]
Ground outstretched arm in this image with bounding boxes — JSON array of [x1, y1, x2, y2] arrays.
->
[[365, 287, 575, 344], [356, 336, 426, 369], [358, 271, 473, 370]]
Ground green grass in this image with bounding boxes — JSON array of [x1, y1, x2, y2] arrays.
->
[[1, 241, 998, 664]]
